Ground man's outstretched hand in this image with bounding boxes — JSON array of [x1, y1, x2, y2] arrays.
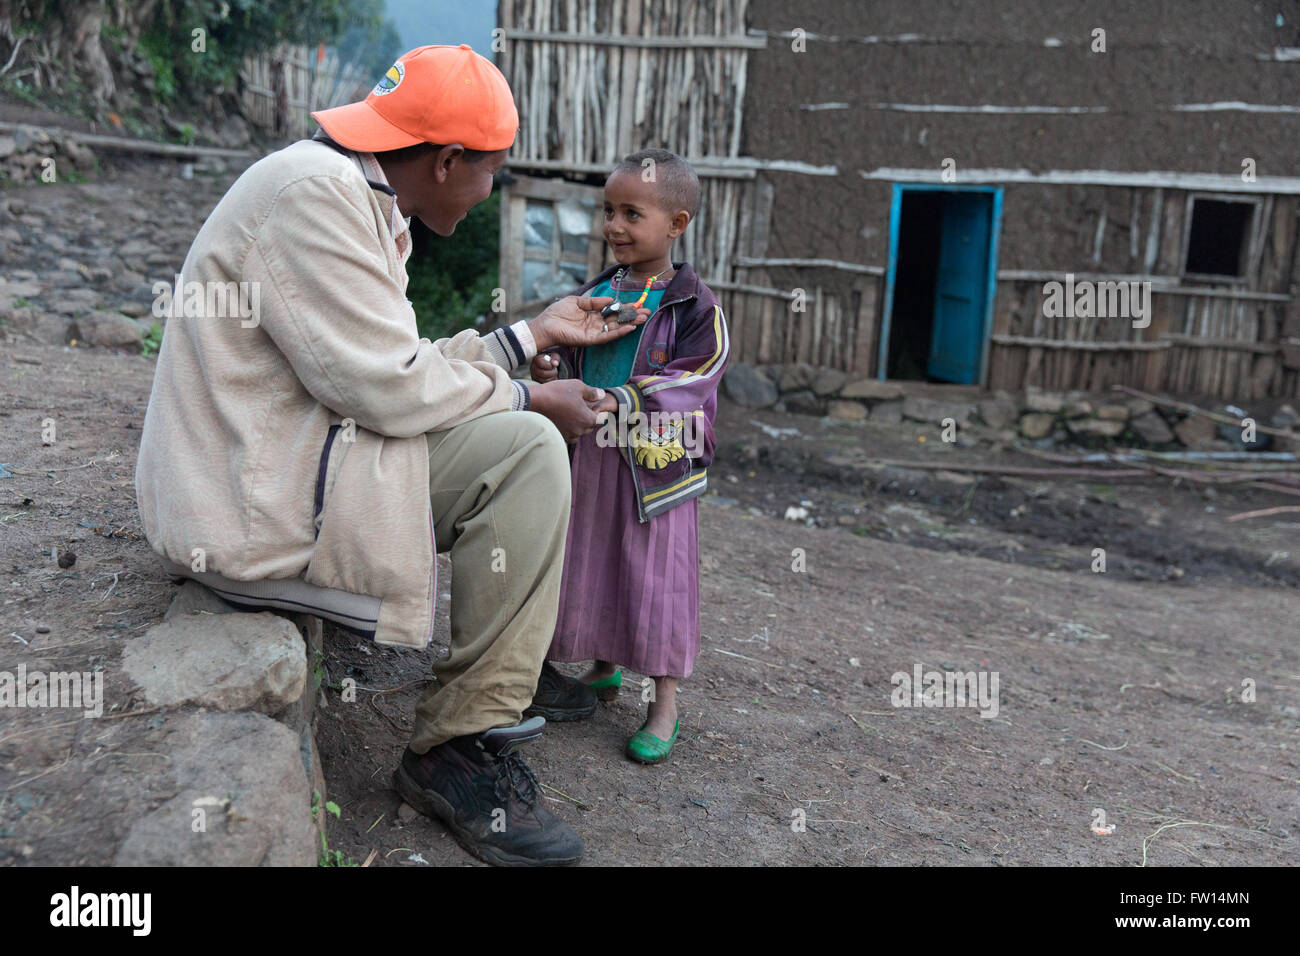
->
[[529, 296, 649, 351], [529, 380, 612, 442]]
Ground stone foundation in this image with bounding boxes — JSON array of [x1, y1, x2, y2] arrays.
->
[[722, 361, 1299, 452]]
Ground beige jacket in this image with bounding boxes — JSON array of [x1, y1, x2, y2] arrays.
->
[[136, 139, 537, 647]]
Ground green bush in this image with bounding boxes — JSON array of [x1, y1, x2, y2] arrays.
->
[[141, 322, 164, 358], [406, 191, 501, 342], [137, 0, 399, 104]]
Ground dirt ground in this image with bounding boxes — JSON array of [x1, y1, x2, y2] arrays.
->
[[312, 402, 1300, 866], [1, 164, 1298, 868]]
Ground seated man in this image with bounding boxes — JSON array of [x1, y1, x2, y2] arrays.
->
[[134, 44, 643, 867]]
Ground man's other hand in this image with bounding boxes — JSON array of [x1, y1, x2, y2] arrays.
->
[[529, 380, 611, 442]]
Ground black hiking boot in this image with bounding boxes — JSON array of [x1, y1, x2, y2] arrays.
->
[[394, 716, 583, 867], [523, 662, 598, 722]]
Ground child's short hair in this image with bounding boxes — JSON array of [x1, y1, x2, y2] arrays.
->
[[614, 148, 700, 219]]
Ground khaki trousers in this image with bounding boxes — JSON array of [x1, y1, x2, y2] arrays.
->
[[408, 411, 570, 752]]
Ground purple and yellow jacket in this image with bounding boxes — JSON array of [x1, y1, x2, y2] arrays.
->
[[548, 261, 730, 522]]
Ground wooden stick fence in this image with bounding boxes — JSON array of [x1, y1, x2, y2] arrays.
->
[[240, 44, 372, 142]]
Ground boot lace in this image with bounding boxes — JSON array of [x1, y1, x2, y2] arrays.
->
[[494, 750, 540, 809]]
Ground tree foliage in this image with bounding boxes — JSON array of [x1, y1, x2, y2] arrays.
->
[[407, 191, 502, 342], [139, 0, 399, 100], [0, 0, 399, 108]]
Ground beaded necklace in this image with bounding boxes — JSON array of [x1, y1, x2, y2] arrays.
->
[[600, 266, 673, 321]]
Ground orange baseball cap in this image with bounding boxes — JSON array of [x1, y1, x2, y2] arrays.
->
[[311, 44, 518, 152]]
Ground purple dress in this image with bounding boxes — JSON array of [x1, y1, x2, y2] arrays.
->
[[548, 435, 700, 678], [547, 277, 701, 679]]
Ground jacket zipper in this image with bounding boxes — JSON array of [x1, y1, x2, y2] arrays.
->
[[624, 440, 650, 523], [313, 424, 341, 540]]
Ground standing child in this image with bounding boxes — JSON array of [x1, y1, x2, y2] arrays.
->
[[526, 148, 730, 763]]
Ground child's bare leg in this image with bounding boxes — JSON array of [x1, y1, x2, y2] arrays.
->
[[580, 660, 619, 683], [645, 676, 678, 739]]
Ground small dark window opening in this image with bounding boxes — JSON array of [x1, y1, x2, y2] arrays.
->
[[1184, 199, 1253, 277]]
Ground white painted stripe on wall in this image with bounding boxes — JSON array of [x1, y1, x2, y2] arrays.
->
[[867, 103, 1109, 114], [859, 167, 1300, 194], [724, 157, 840, 175], [1173, 101, 1300, 114], [838, 102, 1299, 115], [753, 29, 934, 44]]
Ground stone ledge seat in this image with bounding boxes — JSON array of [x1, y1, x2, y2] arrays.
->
[[156, 556, 381, 640]]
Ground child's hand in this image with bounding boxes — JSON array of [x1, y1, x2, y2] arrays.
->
[[590, 392, 619, 414], [530, 351, 560, 383]]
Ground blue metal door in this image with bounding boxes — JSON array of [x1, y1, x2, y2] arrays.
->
[[927, 193, 992, 383]]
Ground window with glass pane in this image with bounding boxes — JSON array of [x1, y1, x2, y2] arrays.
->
[[524, 202, 555, 250], [557, 199, 595, 258]]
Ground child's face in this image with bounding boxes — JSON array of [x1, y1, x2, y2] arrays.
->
[[602, 169, 687, 268]]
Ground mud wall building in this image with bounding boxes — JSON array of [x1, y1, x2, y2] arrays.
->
[[495, 0, 1300, 399]]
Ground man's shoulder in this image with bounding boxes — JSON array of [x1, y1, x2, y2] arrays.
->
[[232, 140, 368, 205]]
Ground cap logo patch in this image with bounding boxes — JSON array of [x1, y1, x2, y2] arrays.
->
[[372, 61, 404, 96]]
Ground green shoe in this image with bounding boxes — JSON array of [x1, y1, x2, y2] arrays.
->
[[626, 719, 679, 765], [588, 669, 622, 701]]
